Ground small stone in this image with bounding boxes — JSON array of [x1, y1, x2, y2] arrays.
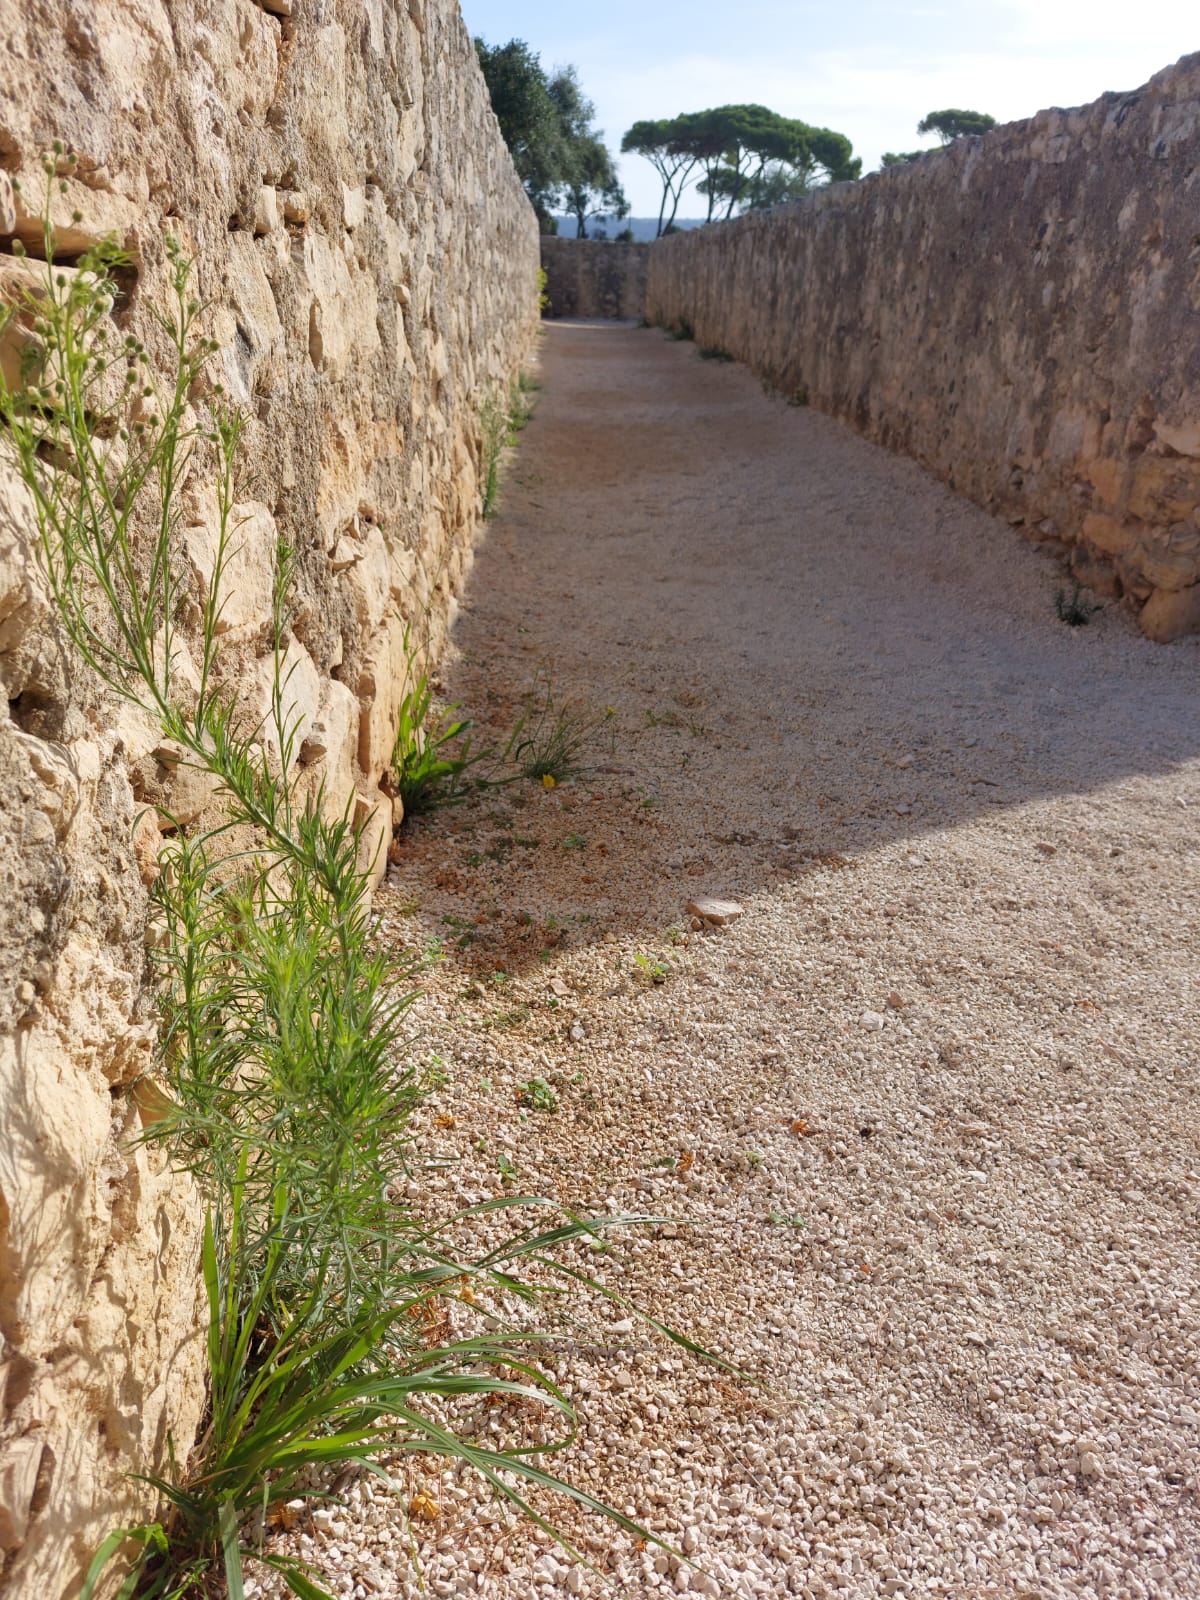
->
[[1036, 841, 1057, 855], [569, 1022, 586, 1043], [153, 740, 186, 770], [894, 803, 912, 815], [300, 722, 329, 764], [330, 536, 361, 571], [253, 185, 279, 236], [686, 896, 744, 926], [860, 1010, 887, 1032]]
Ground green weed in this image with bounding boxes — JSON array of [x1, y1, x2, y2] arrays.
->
[[519, 1077, 560, 1114], [697, 346, 733, 363], [1055, 581, 1102, 627], [480, 389, 507, 518], [480, 372, 537, 519], [390, 632, 480, 819], [504, 674, 613, 785], [633, 952, 668, 985], [769, 1210, 807, 1228]]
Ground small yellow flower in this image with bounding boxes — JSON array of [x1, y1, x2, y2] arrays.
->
[[409, 1491, 441, 1523], [542, 773, 556, 790]]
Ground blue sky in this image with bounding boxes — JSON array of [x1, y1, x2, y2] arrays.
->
[[460, 0, 1198, 215]]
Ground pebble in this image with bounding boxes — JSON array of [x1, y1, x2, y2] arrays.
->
[[686, 897, 745, 926]]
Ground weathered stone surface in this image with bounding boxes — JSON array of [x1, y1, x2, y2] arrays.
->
[[541, 238, 649, 321], [0, 2, 538, 1594], [646, 52, 1200, 637]]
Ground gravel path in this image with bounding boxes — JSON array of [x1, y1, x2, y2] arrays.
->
[[279, 323, 1200, 1599]]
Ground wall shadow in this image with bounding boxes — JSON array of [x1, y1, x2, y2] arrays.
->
[[386, 322, 1200, 981]]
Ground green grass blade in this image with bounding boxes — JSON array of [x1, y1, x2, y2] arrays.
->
[[219, 1501, 245, 1600]]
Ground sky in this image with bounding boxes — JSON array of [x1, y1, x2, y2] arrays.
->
[[459, 0, 1198, 216]]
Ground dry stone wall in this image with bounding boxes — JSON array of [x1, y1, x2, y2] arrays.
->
[[647, 54, 1200, 640], [540, 237, 649, 321], [0, 2, 538, 1594]]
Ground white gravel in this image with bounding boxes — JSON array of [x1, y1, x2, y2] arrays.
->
[[263, 323, 1200, 1599]]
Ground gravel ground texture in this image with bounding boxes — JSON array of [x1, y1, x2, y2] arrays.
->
[[265, 322, 1200, 1600]]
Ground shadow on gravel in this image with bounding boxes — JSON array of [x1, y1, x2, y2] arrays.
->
[[386, 321, 1200, 978]]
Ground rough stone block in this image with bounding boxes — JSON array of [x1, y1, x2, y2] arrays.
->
[[184, 499, 277, 639], [1138, 583, 1200, 641]]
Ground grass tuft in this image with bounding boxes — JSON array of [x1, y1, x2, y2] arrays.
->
[[390, 632, 480, 819], [1055, 580, 1102, 627], [503, 674, 613, 786]]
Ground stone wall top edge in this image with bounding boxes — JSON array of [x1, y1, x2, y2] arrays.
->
[[648, 49, 1200, 248]]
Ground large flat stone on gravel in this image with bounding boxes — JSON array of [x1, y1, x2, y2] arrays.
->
[[686, 897, 745, 925]]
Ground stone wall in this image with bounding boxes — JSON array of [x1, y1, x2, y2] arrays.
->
[[541, 237, 649, 321], [647, 53, 1200, 640], [0, 2, 538, 1594]]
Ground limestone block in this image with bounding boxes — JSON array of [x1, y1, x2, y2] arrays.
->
[[1081, 510, 1132, 557], [217, 233, 286, 401], [354, 791, 390, 885], [1154, 417, 1200, 458], [1135, 526, 1200, 591], [300, 233, 381, 380], [9, 730, 80, 842], [8, 169, 138, 258], [306, 679, 361, 822], [184, 499, 277, 639], [141, 741, 221, 830], [1126, 453, 1200, 523], [0, 1439, 43, 1550], [1139, 583, 1200, 641], [355, 620, 410, 783], [341, 523, 392, 633], [254, 186, 280, 237], [342, 184, 366, 231], [254, 638, 323, 768]]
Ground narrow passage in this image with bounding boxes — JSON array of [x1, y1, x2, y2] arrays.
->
[[370, 322, 1200, 1600]]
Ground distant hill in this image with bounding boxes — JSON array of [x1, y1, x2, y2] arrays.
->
[[549, 216, 706, 243]]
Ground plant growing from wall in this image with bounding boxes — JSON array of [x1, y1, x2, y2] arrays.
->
[[480, 370, 537, 520], [1, 155, 719, 1600]]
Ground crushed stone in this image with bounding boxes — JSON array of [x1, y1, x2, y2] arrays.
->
[[263, 323, 1200, 1599]]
